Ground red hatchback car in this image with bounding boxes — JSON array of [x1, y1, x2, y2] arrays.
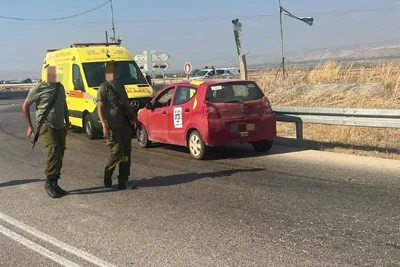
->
[[136, 79, 276, 159]]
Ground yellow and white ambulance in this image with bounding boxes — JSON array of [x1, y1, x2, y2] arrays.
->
[[42, 42, 154, 139]]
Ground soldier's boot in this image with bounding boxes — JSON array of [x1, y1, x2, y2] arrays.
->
[[103, 167, 113, 188], [117, 176, 137, 190], [44, 180, 64, 198], [54, 174, 67, 196]]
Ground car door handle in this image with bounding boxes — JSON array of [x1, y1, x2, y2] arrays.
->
[[185, 108, 190, 112], [162, 111, 166, 114]]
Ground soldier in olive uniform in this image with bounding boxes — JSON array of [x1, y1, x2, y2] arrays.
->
[[97, 61, 137, 190], [22, 65, 69, 198]]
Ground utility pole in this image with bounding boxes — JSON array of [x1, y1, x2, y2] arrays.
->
[[278, 1, 314, 78]]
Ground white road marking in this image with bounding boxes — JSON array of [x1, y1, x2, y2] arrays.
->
[[0, 211, 119, 267], [0, 224, 81, 267]]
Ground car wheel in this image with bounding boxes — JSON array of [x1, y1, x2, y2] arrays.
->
[[137, 124, 151, 148], [251, 139, 274, 153], [188, 130, 208, 160], [84, 113, 97, 140]]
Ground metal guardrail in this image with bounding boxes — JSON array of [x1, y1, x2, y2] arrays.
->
[[0, 79, 182, 89], [0, 83, 36, 88], [273, 106, 400, 146]]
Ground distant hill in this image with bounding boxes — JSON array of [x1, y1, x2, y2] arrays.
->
[[246, 39, 400, 68], [0, 70, 40, 81], [2, 39, 400, 79]]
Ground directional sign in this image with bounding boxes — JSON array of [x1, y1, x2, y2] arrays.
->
[[152, 62, 170, 70], [134, 54, 147, 63], [151, 53, 170, 62], [184, 62, 192, 75]]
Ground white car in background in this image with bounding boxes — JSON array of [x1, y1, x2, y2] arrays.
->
[[189, 67, 240, 81]]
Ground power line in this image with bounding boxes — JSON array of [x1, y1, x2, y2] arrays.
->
[[111, 7, 400, 22], [0, 0, 110, 21], [1, 6, 399, 23]]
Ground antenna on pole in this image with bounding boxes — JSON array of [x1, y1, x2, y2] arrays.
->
[[110, 0, 116, 41], [109, 0, 122, 44]]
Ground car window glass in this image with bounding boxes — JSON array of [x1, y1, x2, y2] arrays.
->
[[206, 82, 264, 103], [173, 86, 197, 105], [154, 87, 175, 108]]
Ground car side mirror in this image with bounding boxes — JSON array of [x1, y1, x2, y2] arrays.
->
[[145, 75, 152, 85]]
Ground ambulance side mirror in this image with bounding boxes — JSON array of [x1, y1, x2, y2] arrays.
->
[[145, 75, 152, 85]]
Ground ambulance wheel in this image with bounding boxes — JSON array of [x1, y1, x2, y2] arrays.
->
[[84, 113, 97, 140], [137, 124, 151, 148], [188, 130, 208, 160]]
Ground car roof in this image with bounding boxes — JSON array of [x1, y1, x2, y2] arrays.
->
[[170, 79, 252, 88]]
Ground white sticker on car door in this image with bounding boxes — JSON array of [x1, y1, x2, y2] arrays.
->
[[173, 107, 183, 128]]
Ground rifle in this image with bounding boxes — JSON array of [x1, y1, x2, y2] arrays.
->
[[32, 83, 60, 149]]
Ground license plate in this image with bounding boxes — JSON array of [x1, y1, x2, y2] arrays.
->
[[237, 123, 247, 132], [230, 123, 255, 133], [238, 123, 255, 131]]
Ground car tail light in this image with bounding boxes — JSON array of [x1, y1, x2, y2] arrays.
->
[[203, 102, 221, 119], [262, 96, 273, 114]]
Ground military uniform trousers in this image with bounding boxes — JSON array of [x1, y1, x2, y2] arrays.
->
[[104, 123, 132, 182], [40, 125, 66, 181]]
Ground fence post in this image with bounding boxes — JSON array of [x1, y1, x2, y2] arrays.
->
[[295, 121, 304, 147]]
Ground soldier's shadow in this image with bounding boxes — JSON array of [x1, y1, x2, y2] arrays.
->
[[0, 178, 45, 188], [67, 186, 116, 195], [67, 168, 265, 195], [137, 168, 265, 188]]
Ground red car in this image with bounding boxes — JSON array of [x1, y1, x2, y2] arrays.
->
[[136, 79, 276, 159]]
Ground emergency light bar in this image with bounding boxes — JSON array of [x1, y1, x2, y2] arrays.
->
[[71, 42, 121, 48]]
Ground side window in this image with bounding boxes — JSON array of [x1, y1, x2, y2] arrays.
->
[[172, 86, 197, 105], [128, 63, 139, 80], [154, 87, 175, 108], [72, 64, 84, 91]]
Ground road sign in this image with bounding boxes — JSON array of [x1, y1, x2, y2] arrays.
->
[[184, 62, 192, 75], [151, 53, 170, 62], [152, 62, 170, 70], [134, 54, 147, 62]]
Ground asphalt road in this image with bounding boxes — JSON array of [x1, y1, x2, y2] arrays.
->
[[0, 90, 399, 267]]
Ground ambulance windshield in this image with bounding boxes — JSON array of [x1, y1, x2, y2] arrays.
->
[[82, 60, 147, 88]]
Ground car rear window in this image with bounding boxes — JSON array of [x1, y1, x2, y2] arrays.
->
[[205, 81, 265, 103]]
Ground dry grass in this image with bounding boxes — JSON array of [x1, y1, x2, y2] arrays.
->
[[252, 60, 400, 160]]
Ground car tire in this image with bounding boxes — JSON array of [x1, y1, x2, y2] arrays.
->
[[188, 130, 208, 160], [137, 124, 151, 148], [84, 113, 97, 140], [251, 139, 274, 153]]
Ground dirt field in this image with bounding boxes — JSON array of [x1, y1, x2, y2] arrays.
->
[[253, 60, 400, 160]]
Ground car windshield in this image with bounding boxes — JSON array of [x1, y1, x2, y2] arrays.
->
[[82, 61, 147, 88], [206, 81, 265, 103], [195, 70, 209, 76]]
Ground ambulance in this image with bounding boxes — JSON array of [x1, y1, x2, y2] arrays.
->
[[41, 42, 154, 139]]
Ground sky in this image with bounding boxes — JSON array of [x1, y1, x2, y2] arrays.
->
[[1, 0, 400, 78]]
